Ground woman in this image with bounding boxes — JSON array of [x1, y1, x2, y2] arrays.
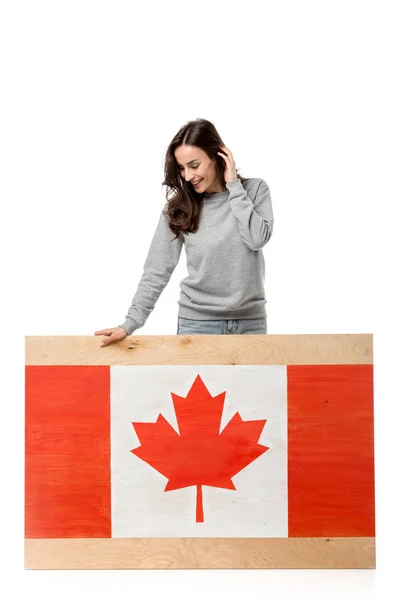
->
[[95, 118, 273, 346]]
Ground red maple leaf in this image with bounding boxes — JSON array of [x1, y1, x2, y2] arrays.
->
[[131, 374, 269, 522]]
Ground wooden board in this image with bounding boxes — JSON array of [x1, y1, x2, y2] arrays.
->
[[26, 334, 372, 366], [25, 334, 375, 569]]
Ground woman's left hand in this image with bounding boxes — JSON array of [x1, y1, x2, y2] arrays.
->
[[217, 145, 238, 183]]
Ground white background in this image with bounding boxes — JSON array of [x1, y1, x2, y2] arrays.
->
[[1, 0, 399, 598]]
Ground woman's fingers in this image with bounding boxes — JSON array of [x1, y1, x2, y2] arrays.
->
[[95, 327, 128, 346]]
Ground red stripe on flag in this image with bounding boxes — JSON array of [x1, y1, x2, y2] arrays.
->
[[287, 364, 375, 537], [25, 366, 111, 538]]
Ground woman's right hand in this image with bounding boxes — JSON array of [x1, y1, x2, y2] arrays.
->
[[94, 326, 128, 346]]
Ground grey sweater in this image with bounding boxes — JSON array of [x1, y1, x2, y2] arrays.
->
[[119, 178, 273, 335]]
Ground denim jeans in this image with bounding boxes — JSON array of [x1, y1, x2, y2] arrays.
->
[[177, 317, 267, 335]]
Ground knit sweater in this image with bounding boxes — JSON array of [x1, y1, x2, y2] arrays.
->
[[119, 178, 274, 335]]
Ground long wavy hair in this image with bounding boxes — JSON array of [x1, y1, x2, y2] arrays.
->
[[162, 118, 247, 239]]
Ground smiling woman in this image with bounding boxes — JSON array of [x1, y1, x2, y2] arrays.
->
[[95, 118, 274, 344], [164, 119, 249, 237], [175, 146, 225, 195]]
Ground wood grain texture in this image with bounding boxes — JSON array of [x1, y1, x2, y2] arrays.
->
[[25, 537, 375, 569], [25, 334, 373, 366], [110, 367, 288, 538], [287, 364, 375, 537], [25, 335, 375, 569], [25, 366, 111, 538]]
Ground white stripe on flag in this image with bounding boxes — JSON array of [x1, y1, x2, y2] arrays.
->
[[111, 365, 288, 537]]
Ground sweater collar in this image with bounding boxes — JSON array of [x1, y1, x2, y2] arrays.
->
[[203, 188, 229, 200]]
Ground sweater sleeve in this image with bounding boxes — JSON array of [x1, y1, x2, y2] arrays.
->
[[119, 206, 184, 335], [226, 178, 274, 251]]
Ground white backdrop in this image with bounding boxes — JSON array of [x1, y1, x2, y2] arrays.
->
[[1, 0, 399, 598]]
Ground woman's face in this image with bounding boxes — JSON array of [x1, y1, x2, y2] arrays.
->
[[174, 144, 224, 194]]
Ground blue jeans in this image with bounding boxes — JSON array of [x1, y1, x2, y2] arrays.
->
[[177, 317, 267, 335]]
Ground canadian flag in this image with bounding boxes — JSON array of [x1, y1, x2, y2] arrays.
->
[[25, 363, 374, 539]]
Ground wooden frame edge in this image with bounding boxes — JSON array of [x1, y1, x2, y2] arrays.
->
[[25, 537, 375, 569], [25, 334, 374, 366]]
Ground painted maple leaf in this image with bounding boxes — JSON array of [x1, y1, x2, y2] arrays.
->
[[131, 374, 269, 522]]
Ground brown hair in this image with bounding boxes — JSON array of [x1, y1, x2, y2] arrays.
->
[[162, 118, 246, 239]]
